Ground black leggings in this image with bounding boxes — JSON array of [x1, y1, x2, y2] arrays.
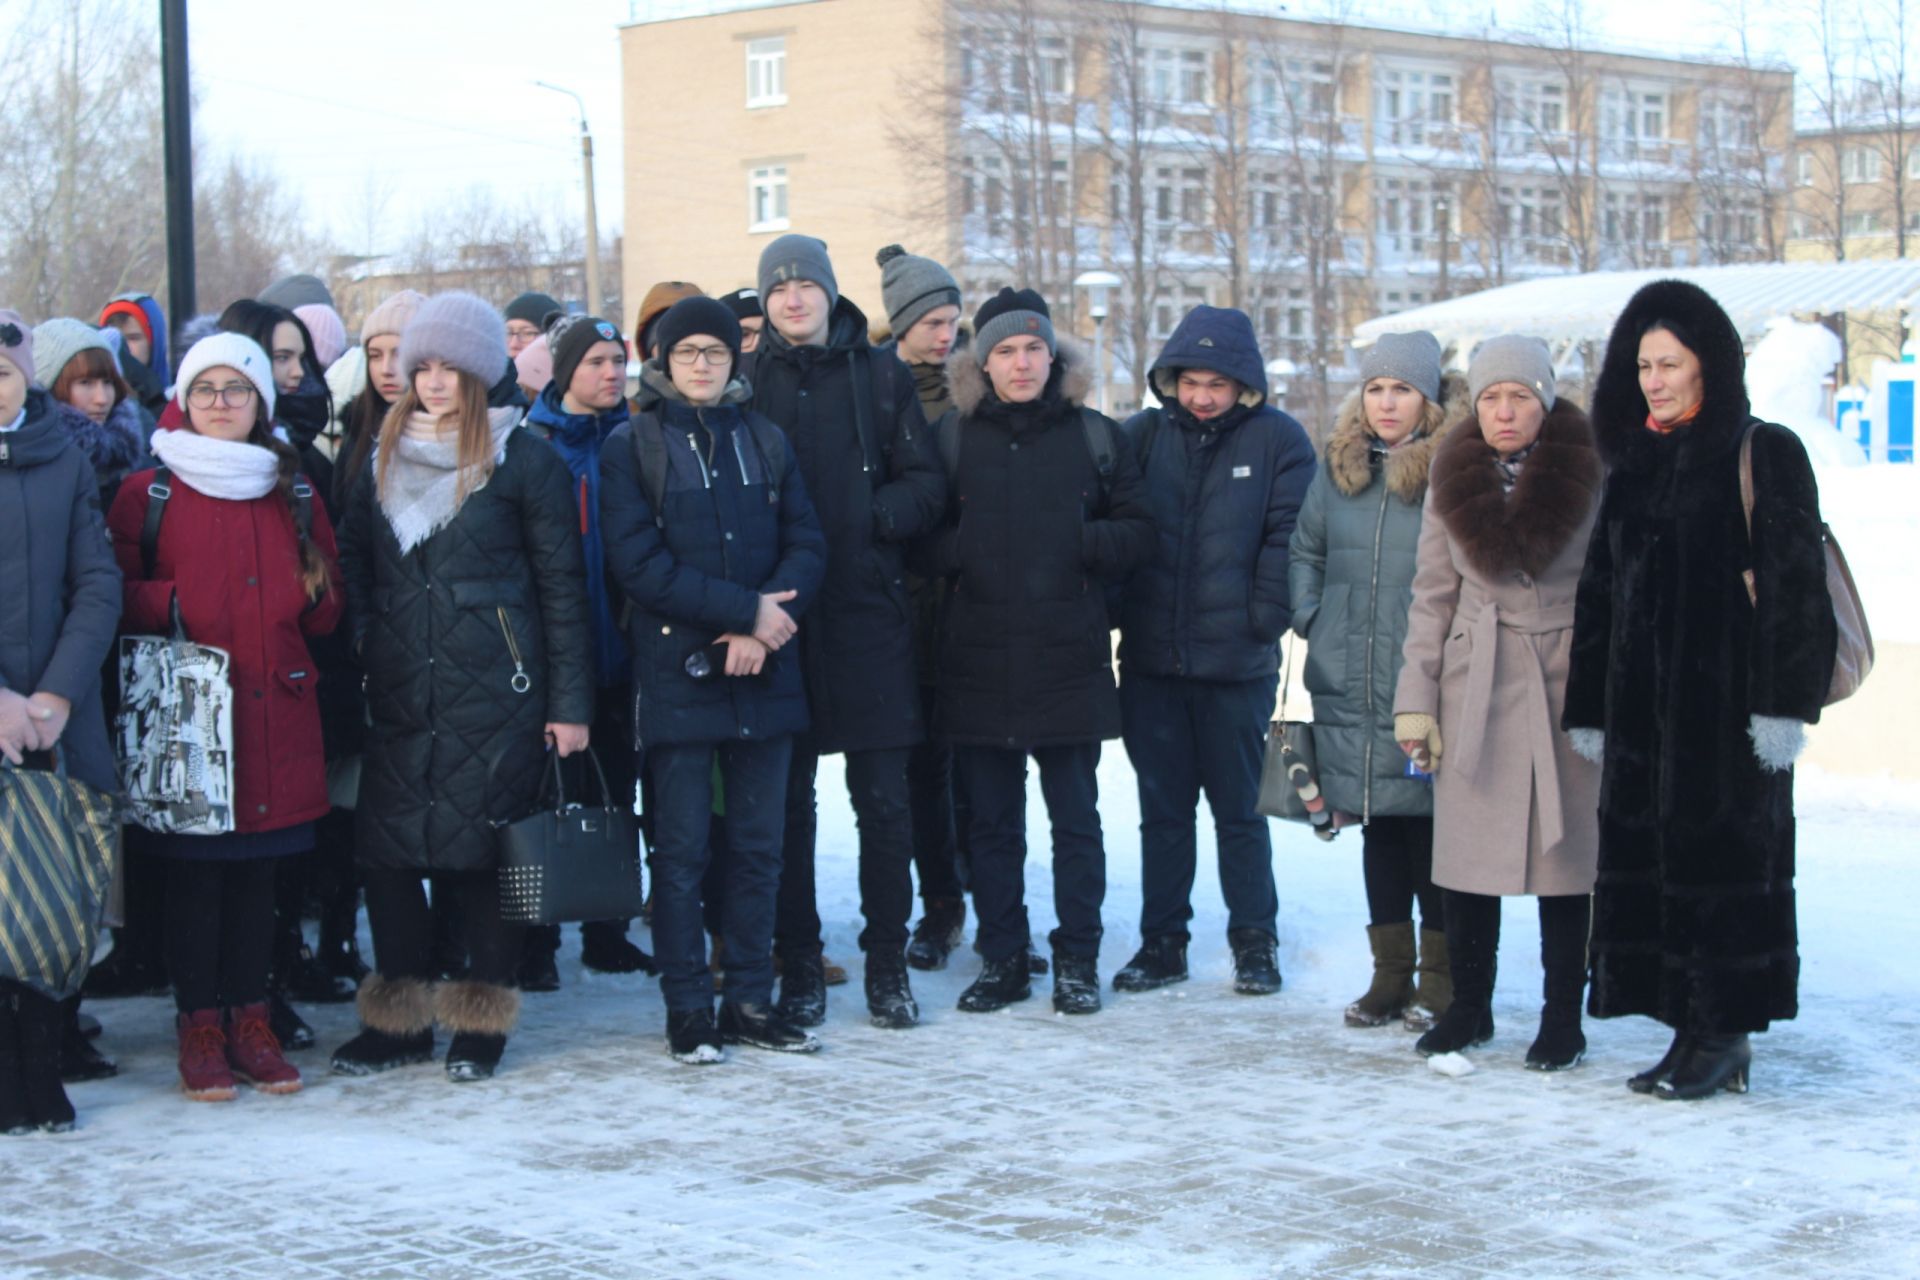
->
[[363, 868, 523, 987], [162, 857, 279, 1012], [1362, 815, 1441, 929]]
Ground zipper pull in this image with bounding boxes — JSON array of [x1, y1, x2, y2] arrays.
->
[[497, 606, 531, 693]]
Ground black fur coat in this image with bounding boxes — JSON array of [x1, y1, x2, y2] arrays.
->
[[1565, 279, 1837, 1035]]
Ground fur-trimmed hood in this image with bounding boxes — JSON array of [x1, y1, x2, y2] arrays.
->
[[1591, 278, 1750, 475], [946, 335, 1094, 417], [1428, 399, 1602, 579], [51, 395, 148, 484], [1323, 374, 1463, 502]]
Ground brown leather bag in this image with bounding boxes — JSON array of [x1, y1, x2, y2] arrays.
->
[[1738, 423, 1873, 706]]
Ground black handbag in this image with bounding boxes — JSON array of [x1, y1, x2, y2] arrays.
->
[[494, 749, 644, 925]]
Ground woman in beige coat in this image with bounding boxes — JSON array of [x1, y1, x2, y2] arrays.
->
[[1393, 335, 1603, 1069]]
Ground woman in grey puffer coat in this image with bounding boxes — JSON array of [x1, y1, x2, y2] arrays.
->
[[1288, 331, 1454, 1031]]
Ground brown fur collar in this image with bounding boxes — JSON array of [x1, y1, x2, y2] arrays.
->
[[947, 335, 1094, 416], [1324, 374, 1461, 502], [1428, 399, 1601, 579]]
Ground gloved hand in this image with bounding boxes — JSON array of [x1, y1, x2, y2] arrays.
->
[[1748, 716, 1807, 773], [1395, 712, 1442, 774], [1567, 727, 1605, 765]]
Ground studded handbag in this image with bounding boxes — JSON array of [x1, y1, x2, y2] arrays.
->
[[494, 748, 645, 925]]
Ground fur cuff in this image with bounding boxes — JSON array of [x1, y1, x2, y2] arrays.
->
[[356, 975, 435, 1035], [434, 980, 521, 1035], [1567, 727, 1605, 765], [1748, 715, 1807, 773]]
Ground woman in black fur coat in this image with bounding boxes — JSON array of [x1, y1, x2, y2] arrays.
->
[[1565, 280, 1837, 1101]]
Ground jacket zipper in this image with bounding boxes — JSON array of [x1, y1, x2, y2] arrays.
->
[[497, 606, 531, 693], [1361, 478, 1390, 823], [696, 411, 732, 581]]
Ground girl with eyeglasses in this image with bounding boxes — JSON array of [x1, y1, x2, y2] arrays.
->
[[106, 333, 343, 1103]]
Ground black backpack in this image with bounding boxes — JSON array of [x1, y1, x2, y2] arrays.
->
[[934, 405, 1122, 510], [627, 410, 785, 529], [140, 466, 314, 576]]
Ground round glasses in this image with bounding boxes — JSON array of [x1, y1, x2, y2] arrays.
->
[[186, 383, 259, 409]]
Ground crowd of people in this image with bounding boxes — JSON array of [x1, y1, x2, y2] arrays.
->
[[0, 235, 1838, 1132]]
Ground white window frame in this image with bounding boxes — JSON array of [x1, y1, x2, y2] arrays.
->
[[748, 165, 789, 232], [1146, 42, 1212, 107], [746, 37, 787, 109], [1375, 63, 1458, 147], [1798, 152, 1815, 186], [1498, 75, 1567, 143], [1844, 147, 1882, 184]]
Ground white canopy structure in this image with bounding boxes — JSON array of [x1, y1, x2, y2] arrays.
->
[[1353, 260, 1920, 353]]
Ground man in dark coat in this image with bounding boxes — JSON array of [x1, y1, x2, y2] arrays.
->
[[748, 235, 947, 1029], [1113, 306, 1316, 998], [925, 288, 1156, 1016], [1565, 279, 1836, 1099]]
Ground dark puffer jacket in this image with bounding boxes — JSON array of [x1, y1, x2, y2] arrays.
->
[[926, 341, 1155, 748], [0, 390, 122, 796], [1118, 306, 1317, 683], [339, 417, 594, 872], [602, 364, 827, 749], [749, 297, 947, 753]]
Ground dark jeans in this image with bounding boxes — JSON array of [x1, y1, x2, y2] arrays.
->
[[907, 685, 966, 901], [527, 688, 641, 955], [1362, 815, 1440, 929], [364, 868, 523, 987], [650, 736, 792, 1012], [1119, 671, 1278, 941], [776, 743, 916, 958], [955, 742, 1106, 963], [162, 857, 279, 1011]]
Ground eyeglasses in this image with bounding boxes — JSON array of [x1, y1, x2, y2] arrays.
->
[[186, 382, 258, 409], [669, 345, 732, 367]]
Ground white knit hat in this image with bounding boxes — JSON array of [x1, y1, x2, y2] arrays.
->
[[174, 332, 277, 419]]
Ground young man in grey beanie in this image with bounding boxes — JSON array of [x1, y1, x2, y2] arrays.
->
[[748, 232, 948, 1030]]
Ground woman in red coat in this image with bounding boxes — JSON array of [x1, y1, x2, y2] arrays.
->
[[107, 333, 342, 1103]]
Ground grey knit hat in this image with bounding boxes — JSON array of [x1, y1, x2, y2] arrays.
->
[[399, 291, 508, 384], [876, 244, 960, 336], [30, 317, 112, 387], [757, 234, 838, 310], [258, 273, 336, 312], [1468, 334, 1556, 411], [972, 287, 1055, 366], [1358, 330, 1443, 405]]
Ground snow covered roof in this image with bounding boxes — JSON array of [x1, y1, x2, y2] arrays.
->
[[1354, 260, 1920, 350]]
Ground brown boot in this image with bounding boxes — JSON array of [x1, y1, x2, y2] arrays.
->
[[1345, 922, 1416, 1027], [1404, 927, 1453, 1032]]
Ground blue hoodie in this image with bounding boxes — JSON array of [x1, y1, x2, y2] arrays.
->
[[524, 382, 629, 686]]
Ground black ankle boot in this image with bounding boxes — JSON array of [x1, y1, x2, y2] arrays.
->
[[864, 950, 919, 1029], [775, 951, 828, 1028], [58, 995, 116, 1083], [1112, 934, 1188, 993], [1628, 1030, 1691, 1094], [1052, 952, 1102, 1015], [1655, 1033, 1751, 1100], [957, 954, 1033, 1013]]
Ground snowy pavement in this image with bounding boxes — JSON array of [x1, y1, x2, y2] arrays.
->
[[5, 756, 1918, 1279]]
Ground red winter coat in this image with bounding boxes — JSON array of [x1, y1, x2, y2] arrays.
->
[[107, 466, 344, 834]]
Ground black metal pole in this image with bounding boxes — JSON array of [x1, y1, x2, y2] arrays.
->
[[160, 0, 194, 355]]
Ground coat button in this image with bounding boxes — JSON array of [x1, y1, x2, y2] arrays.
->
[[257, 804, 267, 814], [253, 689, 263, 699], [246, 576, 257, 586], [725, 532, 734, 541], [742, 726, 752, 736], [662, 625, 672, 635]]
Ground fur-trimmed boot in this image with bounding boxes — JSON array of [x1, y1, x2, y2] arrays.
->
[[330, 976, 436, 1077], [1403, 927, 1453, 1032], [1345, 922, 1416, 1027], [437, 980, 519, 1083]]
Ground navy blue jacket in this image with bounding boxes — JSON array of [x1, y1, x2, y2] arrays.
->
[[601, 368, 827, 749], [1118, 306, 1318, 683], [0, 390, 123, 795]]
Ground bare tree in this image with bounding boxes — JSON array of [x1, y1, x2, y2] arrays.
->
[[1801, 0, 1861, 260], [1861, 0, 1917, 256]]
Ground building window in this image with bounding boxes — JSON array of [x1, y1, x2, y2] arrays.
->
[[1798, 152, 1815, 186], [1846, 210, 1883, 235], [1376, 66, 1457, 147], [748, 165, 789, 231], [1789, 212, 1810, 238], [1498, 77, 1567, 147], [1698, 96, 1757, 151], [1147, 45, 1210, 106], [1844, 147, 1883, 183], [1601, 85, 1670, 155], [746, 38, 787, 108], [1041, 36, 1070, 95], [1179, 167, 1206, 224]]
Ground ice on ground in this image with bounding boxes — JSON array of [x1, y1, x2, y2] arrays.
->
[[1426, 1051, 1477, 1078]]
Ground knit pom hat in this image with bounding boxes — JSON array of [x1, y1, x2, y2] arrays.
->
[[258, 273, 336, 312], [0, 309, 34, 384], [360, 289, 427, 344], [1358, 330, 1443, 405], [633, 282, 703, 357], [29, 317, 111, 387], [1468, 334, 1557, 412], [295, 303, 348, 368], [972, 287, 1055, 365], [653, 297, 742, 370], [399, 291, 508, 384], [757, 234, 838, 310], [876, 244, 961, 337], [174, 331, 277, 419], [505, 291, 562, 328], [548, 314, 627, 397], [514, 334, 553, 394]]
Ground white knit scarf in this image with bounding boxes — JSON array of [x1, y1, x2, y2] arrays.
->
[[148, 426, 281, 500], [378, 407, 519, 553]]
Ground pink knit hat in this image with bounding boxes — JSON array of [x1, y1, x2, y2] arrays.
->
[[514, 334, 553, 395], [295, 303, 347, 368], [360, 289, 427, 344]]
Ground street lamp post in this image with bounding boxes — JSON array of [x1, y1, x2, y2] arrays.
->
[[1434, 197, 1451, 302], [1074, 269, 1122, 415], [536, 81, 602, 320]]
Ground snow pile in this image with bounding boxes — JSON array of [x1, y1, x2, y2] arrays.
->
[[1426, 1051, 1477, 1078], [1747, 319, 1868, 470]]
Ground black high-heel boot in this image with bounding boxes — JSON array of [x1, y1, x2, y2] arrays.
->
[[1627, 1030, 1690, 1094], [1416, 890, 1499, 1057], [0, 987, 32, 1135], [15, 987, 76, 1132], [1656, 1033, 1751, 1100]]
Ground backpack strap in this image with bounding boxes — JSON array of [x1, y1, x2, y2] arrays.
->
[[743, 413, 785, 507], [292, 476, 314, 544], [629, 411, 671, 530], [1738, 421, 1758, 607], [934, 409, 961, 487], [1078, 407, 1119, 511], [141, 466, 173, 578]]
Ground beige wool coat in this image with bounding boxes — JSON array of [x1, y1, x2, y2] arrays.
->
[[1394, 400, 1604, 897]]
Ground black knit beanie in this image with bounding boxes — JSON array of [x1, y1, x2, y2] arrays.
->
[[548, 314, 626, 397], [653, 297, 743, 370]]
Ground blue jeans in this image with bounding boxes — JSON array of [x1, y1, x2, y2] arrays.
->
[[648, 736, 792, 1012], [1119, 671, 1278, 941], [955, 742, 1106, 963]]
